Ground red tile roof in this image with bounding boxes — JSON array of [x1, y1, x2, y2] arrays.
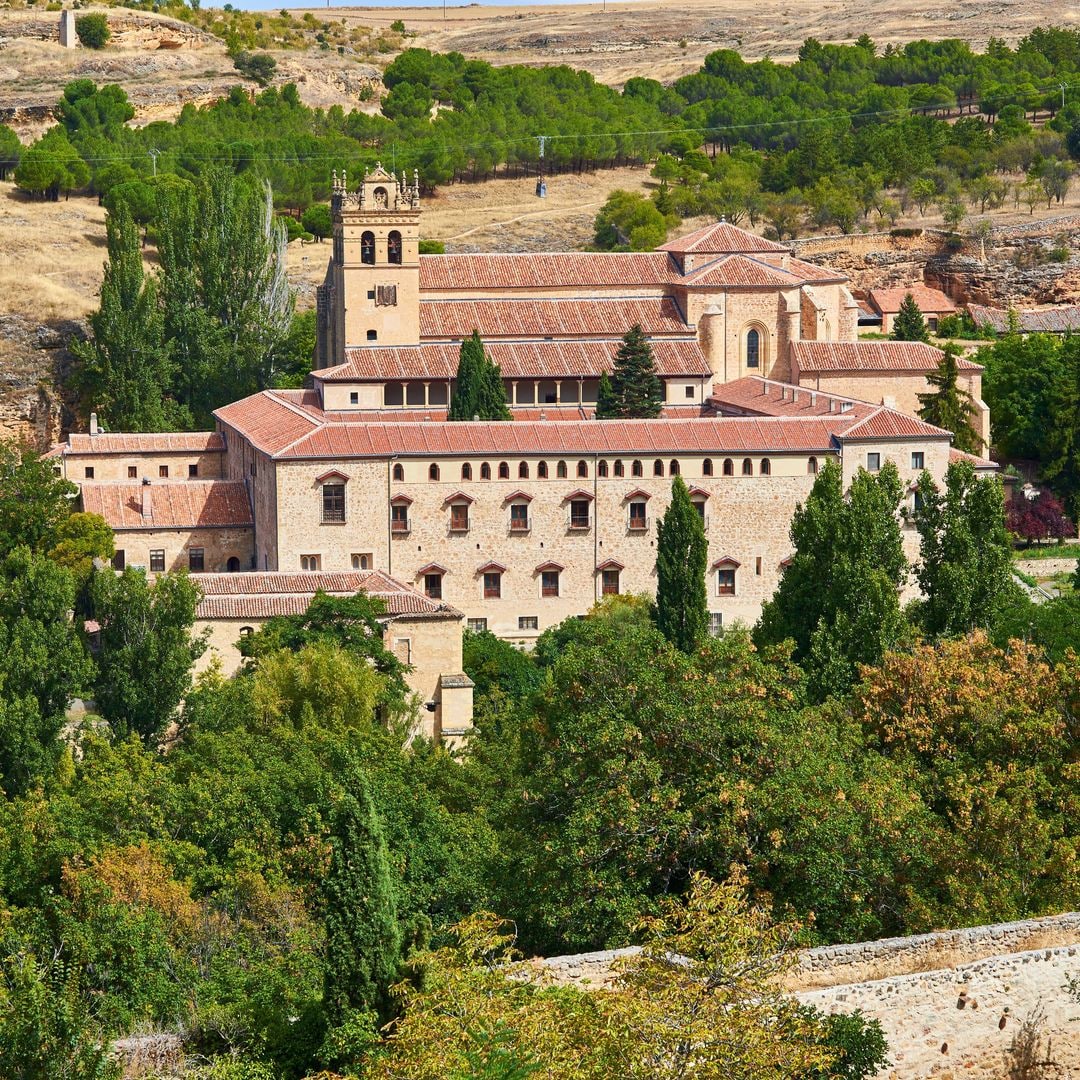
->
[[868, 286, 957, 315], [419, 252, 680, 290], [324, 339, 711, 381], [81, 480, 253, 530], [838, 407, 951, 440], [419, 297, 691, 339], [658, 220, 789, 254], [191, 569, 461, 621], [215, 391, 320, 456], [968, 304, 1080, 334], [782, 256, 848, 284], [949, 447, 999, 470], [62, 432, 225, 455], [790, 341, 981, 373], [681, 254, 802, 289], [709, 377, 876, 419]]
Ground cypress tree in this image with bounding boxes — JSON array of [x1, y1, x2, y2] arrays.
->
[[918, 342, 982, 453], [449, 330, 511, 420], [603, 325, 664, 419], [595, 370, 617, 419], [655, 475, 708, 652], [890, 293, 931, 342], [322, 768, 402, 1027]]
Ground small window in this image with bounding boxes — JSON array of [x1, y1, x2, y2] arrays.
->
[[518, 616, 538, 631], [760, 458, 771, 476], [150, 549, 165, 573], [685, 385, 695, 399], [483, 572, 502, 599], [628, 501, 647, 530], [112, 550, 125, 571], [393, 463, 405, 481], [481, 462, 492, 480], [462, 463, 473, 481], [632, 460, 643, 478], [808, 457, 818, 475], [557, 461, 568, 479], [598, 460, 608, 478], [746, 328, 761, 369], [226, 556, 241, 573], [742, 459, 753, 476], [756, 556, 762, 576], [450, 504, 470, 531], [541, 570, 560, 597], [239, 626, 254, 638], [537, 461, 548, 479], [670, 460, 680, 476], [322, 482, 346, 523], [188, 547, 205, 572], [127, 465, 138, 479], [709, 612, 723, 637], [703, 458, 713, 477], [911, 451, 925, 470], [601, 568, 620, 596], [424, 573, 443, 600], [913, 489, 925, 512], [350, 392, 359, 405], [577, 460, 588, 478], [300, 554, 321, 571], [692, 500, 706, 523], [388, 230, 402, 265], [723, 459, 734, 477], [519, 461, 529, 479], [85, 466, 95, 479], [498, 461, 510, 480], [52, 465, 62, 478], [614, 460, 624, 478], [351, 553, 372, 570], [569, 500, 591, 530], [188, 463, 198, 478], [467, 617, 488, 633], [361, 230, 375, 264], [717, 567, 736, 595], [510, 503, 530, 532], [867, 452, 881, 472], [654, 460, 664, 477], [367, 330, 378, 341], [429, 463, 440, 481], [159, 465, 169, 478], [391, 504, 410, 533]]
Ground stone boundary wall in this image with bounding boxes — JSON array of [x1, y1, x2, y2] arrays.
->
[[790, 230, 949, 259]]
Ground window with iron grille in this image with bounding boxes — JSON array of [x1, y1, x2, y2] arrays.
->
[[518, 616, 538, 630], [467, 618, 487, 633], [391, 504, 410, 532], [322, 483, 346, 522], [509, 503, 529, 531], [541, 570, 560, 597], [629, 501, 647, 529]]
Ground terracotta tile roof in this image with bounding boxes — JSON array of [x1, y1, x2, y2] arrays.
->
[[191, 569, 461, 621], [709, 376, 876, 419], [781, 256, 848, 284], [215, 391, 321, 456], [658, 220, 789, 254], [790, 341, 981, 373], [80, 480, 253, 530], [62, 432, 225, 455], [838, 407, 951, 441], [868, 286, 957, 315], [324, 339, 711, 381], [949, 447, 999, 469], [419, 252, 680, 290], [681, 254, 802, 289], [418, 297, 691, 339], [967, 304, 1080, 334]]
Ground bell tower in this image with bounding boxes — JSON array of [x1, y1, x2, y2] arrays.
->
[[316, 164, 421, 368]]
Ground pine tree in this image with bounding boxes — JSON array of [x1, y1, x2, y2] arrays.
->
[[602, 325, 664, 419], [918, 342, 982, 453], [322, 767, 402, 1027], [449, 331, 511, 421], [655, 475, 708, 652], [890, 293, 931, 342], [595, 370, 617, 419]]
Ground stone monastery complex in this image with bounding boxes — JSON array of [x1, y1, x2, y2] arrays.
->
[[53, 165, 996, 740]]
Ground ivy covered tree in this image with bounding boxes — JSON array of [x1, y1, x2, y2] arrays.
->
[[655, 475, 708, 652], [890, 293, 931, 342], [917, 343, 982, 453], [449, 331, 511, 421], [596, 325, 663, 419]]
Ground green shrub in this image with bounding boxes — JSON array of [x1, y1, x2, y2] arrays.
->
[[390, 18, 406, 32], [419, 239, 445, 254], [1049, 246, 1070, 262], [75, 13, 110, 48], [890, 227, 922, 238], [232, 51, 277, 86]]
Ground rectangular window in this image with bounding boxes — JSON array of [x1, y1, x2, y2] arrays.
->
[[127, 465, 137, 479], [709, 612, 723, 637], [541, 570, 560, 598], [756, 556, 762, 576], [188, 463, 199, 478], [509, 503, 530, 532], [391, 504, 410, 533], [322, 483, 346, 523], [601, 569, 620, 596], [350, 392, 359, 405], [717, 568, 736, 595], [424, 573, 443, 600], [112, 550, 125, 571], [450, 504, 470, 531], [483, 572, 502, 599], [911, 451, 925, 470], [467, 618, 488, 633], [188, 547, 205, 572], [628, 502, 647, 530], [518, 616, 538, 631], [85, 466, 94, 479], [569, 500, 590, 530], [159, 465, 169, 478], [149, 549, 165, 573], [867, 452, 881, 472], [685, 385, 695, 399]]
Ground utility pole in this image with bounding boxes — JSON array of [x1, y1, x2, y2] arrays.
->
[[1061, 81, 1069, 111], [148, 148, 161, 177]]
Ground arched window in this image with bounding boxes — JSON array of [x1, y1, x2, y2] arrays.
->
[[462, 463, 472, 481], [538, 461, 548, 479], [557, 461, 568, 479], [361, 230, 375, 265], [742, 458, 753, 476], [519, 461, 530, 479], [392, 463, 404, 482], [480, 462, 491, 480], [614, 460, 624, 478], [746, 327, 761, 369], [387, 230, 402, 265], [702, 458, 713, 477], [429, 463, 440, 481], [366, 329, 378, 341], [227, 556, 240, 572], [632, 460, 643, 478], [239, 626, 254, 637], [760, 458, 771, 476], [598, 460, 609, 478], [808, 456, 818, 474], [498, 461, 510, 480], [723, 458, 734, 476], [577, 460, 588, 478], [669, 460, 680, 476], [653, 460, 665, 477]]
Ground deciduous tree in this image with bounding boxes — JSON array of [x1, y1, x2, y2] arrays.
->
[[0, 440, 76, 558]]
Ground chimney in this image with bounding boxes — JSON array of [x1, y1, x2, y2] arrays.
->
[[90, 412, 99, 436], [141, 478, 152, 521]]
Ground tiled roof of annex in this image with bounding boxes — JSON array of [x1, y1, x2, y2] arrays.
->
[[709, 377, 877, 419], [968, 304, 1080, 334], [680, 254, 804, 288], [791, 340, 982, 373], [191, 569, 462, 621], [59, 432, 225, 455], [81, 480, 253, 530], [868, 285, 957, 315], [657, 220, 789, 254], [950, 447, 999, 469]]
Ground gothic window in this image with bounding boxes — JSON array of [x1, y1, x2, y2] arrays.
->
[[361, 231, 375, 265], [746, 328, 761, 368], [388, 230, 402, 265], [669, 460, 680, 475]]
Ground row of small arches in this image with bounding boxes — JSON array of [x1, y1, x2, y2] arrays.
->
[[360, 230, 402, 265], [396, 457, 820, 482]]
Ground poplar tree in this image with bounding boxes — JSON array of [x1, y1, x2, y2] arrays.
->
[[600, 325, 664, 419], [655, 475, 708, 652], [918, 343, 981, 453], [449, 331, 511, 421], [890, 293, 931, 342], [322, 767, 403, 1027]]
